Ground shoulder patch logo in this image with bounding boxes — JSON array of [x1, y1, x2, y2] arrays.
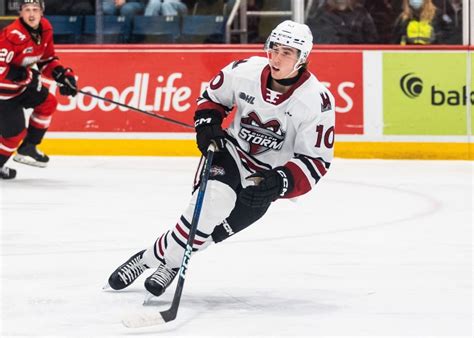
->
[[232, 59, 248, 69], [11, 29, 26, 41], [320, 92, 332, 112]]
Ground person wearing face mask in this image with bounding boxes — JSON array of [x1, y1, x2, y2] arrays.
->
[[392, 0, 452, 44], [307, 0, 379, 44]]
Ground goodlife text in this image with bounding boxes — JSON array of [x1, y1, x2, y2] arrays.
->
[[49, 72, 355, 114]]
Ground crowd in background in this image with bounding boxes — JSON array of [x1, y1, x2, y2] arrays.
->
[[305, 0, 462, 44], [4, 0, 465, 44]]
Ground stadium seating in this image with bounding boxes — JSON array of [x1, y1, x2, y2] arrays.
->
[[131, 16, 180, 43], [82, 15, 132, 43], [38, 14, 229, 45], [45, 16, 83, 44], [180, 15, 226, 43]]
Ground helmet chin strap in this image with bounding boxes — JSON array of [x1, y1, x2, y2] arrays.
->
[[281, 63, 301, 80]]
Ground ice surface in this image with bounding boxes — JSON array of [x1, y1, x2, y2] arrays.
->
[[0, 157, 472, 337]]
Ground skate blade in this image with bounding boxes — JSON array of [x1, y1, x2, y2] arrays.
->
[[142, 293, 159, 306], [102, 283, 111, 291], [13, 154, 48, 168]]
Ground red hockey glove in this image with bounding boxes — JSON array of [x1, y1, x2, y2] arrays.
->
[[194, 110, 226, 156], [239, 167, 294, 208], [52, 66, 77, 97]]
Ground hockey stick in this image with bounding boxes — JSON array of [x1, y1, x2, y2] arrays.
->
[[77, 88, 194, 129], [50, 77, 194, 129], [122, 143, 216, 328]]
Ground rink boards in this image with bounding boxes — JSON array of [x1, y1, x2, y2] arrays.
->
[[39, 45, 473, 159]]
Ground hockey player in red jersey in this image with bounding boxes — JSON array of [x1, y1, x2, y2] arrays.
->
[[107, 20, 336, 297], [0, 0, 77, 179]]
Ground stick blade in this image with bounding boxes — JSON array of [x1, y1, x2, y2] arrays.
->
[[159, 307, 178, 323], [122, 307, 178, 328]]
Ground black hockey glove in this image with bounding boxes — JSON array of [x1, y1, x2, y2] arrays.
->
[[52, 66, 77, 97], [194, 110, 226, 155], [239, 167, 294, 208], [6, 65, 29, 83], [6, 65, 41, 91], [27, 69, 42, 92]]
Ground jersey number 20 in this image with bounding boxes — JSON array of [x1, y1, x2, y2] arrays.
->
[[0, 49, 14, 63]]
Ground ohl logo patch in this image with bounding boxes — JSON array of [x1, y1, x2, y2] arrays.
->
[[238, 112, 285, 155]]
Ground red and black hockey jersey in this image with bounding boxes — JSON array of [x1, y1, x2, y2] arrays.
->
[[0, 17, 62, 100]]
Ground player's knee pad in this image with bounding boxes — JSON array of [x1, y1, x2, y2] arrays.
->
[[185, 180, 237, 235], [29, 93, 57, 129], [158, 181, 237, 269], [211, 200, 270, 243]]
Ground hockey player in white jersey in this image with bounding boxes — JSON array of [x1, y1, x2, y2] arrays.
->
[[107, 20, 335, 297]]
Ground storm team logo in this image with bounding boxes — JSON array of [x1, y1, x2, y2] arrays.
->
[[239, 112, 285, 155]]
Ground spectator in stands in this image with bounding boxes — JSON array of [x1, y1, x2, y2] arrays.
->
[[247, 0, 264, 43], [145, 0, 188, 16], [363, 0, 398, 43], [433, 0, 462, 44], [307, 0, 379, 44], [102, 0, 146, 16], [255, 0, 290, 43], [189, 0, 231, 15], [44, 0, 95, 15], [392, 0, 452, 44]]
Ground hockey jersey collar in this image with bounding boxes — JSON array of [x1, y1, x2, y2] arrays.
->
[[260, 64, 311, 105], [19, 17, 43, 44]]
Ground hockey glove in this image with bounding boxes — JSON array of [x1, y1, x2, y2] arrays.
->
[[6, 65, 29, 83], [194, 110, 226, 155], [52, 66, 77, 97], [27, 69, 42, 92], [239, 167, 294, 208], [6, 65, 41, 91]]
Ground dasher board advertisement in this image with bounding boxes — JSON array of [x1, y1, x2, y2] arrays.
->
[[50, 48, 363, 135]]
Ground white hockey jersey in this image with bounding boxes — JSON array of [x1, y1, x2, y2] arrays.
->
[[197, 56, 335, 198]]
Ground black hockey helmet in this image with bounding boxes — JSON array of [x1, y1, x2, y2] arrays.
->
[[19, 0, 45, 11]]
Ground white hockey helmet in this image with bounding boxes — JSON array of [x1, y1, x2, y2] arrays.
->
[[264, 20, 313, 67]]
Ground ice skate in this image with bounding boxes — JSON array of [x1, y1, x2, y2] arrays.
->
[[106, 250, 149, 290], [13, 143, 49, 168], [0, 166, 16, 179], [144, 263, 178, 297]]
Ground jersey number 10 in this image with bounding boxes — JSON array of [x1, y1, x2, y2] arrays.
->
[[315, 125, 334, 149]]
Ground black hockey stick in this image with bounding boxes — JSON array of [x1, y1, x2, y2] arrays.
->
[[77, 88, 194, 129], [55, 78, 193, 129], [122, 143, 216, 328]]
